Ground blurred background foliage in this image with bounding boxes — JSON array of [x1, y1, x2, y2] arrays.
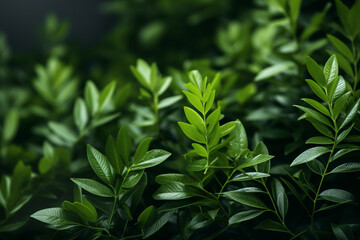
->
[[0, 0, 359, 239]]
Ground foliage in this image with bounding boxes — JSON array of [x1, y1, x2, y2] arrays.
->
[[1, 0, 360, 239]]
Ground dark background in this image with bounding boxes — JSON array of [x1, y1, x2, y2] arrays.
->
[[0, 0, 115, 50]]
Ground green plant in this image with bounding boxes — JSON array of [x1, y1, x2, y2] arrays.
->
[[31, 126, 172, 239], [290, 54, 360, 238]]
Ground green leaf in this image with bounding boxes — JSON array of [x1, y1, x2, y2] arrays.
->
[[99, 81, 116, 112], [155, 174, 198, 186], [219, 121, 236, 138], [187, 159, 207, 171], [31, 208, 76, 226], [134, 137, 153, 164], [158, 76, 172, 96], [131, 59, 151, 89], [178, 122, 205, 143], [237, 154, 273, 170], [329, 51, 354, 78], [330, 163, 360, 174], [294, 105, 332, 127], [231, 172, 270, 182], [291, 147, 330, 166], [143, 211, 174, 239], [138, 205, 156, 229], [255, 63, 293, 81], [0, 220, 27, 232], [307, 117, 334, 138], [223, 190, 268, 209], [229, 210, 265, 225], [323, 55, 338, 84], [2, 109, 19, 143], [327, 34, 353, 62], [62, 200, 97, 223], [105, 135, 124, 174], [205, 90, 216, 114], [255, 219, 288, 233], [271, 179, 288, 219], [192, 143, 207, 157], [331, 146, 360, 162], [332, 224, 354, 240], [301, 98, 330, 116], [328, 75, 346, 102], [132, 150, 171, 170], [123, 170, 144, 188], [306, 136, 333, 145], [153, 182, 198, 200], [206, 107, 221, 133], [183, 91, 203, 114], [86, 144, 114, 186], [334, 92, 351, 119], [337, 124, 354, 144], [48, 122, 77, 143], [71, 178, 113, 197], [305, 79, 327, 101], [340, 99, 360, 129], [227, 120, 248, 158], [74, 98, 88, 131], [306, 56, 326, 86], [185, 82, 202, 98], [85, 81, 99, 116], [306, 159, 325, 175], [158, 95, 182, 109], [188, 70, 203, 89], [184, 107, 205, 133], [319, 189, 354, 203], [117, 126, 132, 167]]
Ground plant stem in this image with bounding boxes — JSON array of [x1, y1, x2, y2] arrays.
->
[[107, 167, 131, 231], [310, 103, 339, 228], [107, 197, 118, 231], [216, 169, 236, 199], [310, 131, 338, 227], [261, 181, 295, 237]]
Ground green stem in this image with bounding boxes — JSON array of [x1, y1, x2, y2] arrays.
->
[[310, 131, 338, 227], [107, 197, 118, 231], [217, 169, 236, 199], [310, 102, 339, 229], [261, 181, 295, 237], [107, 167, 131, 231]]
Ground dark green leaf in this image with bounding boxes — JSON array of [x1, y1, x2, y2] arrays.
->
[[301, 98, 329, 116], [330, 163, 360, 174], [105, 135, 124, 174], [319, 189, 354, 203], [123, 170, 144, 188], [327, 34, 353, 62], [255, 219, 288, 233], [291, 147, 330, 166], [138, 205, 156, 229], [117, 126, 132, 167], [71, 178, 113, 197], [134, 137, 153, 164], [306, 56, 326, 86], [86, 145, 114, 186], [132, 150, 171, 170], [31, 208, 77, 226], [306, 136, 333, 145], [305, 79, 327, 101], [229, 210, 265, 225]]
